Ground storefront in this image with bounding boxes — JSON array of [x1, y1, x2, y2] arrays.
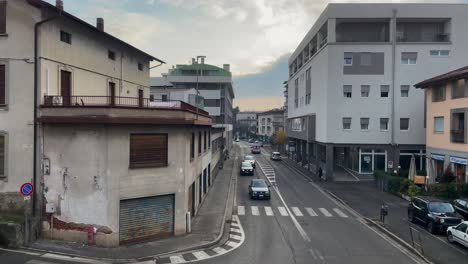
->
[[430, 153, 445, 182], [450, 156, 468, 184], [359, 148, 387, 174]]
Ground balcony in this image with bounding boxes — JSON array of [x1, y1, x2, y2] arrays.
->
[[450, 111, 466, 143], [39, 95, 211, 126], [396, 19, 450, 43], [336, 19, 390, 43], [451, 130, 465, 143]]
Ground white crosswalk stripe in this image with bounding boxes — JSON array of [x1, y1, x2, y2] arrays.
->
[[278, 206, 289, 216], [251, 206, 260, 216], [265, 206, 274, 216], [333, 208, 348, 218], [319, 208, 332, 217], [305, 207, 318, 216], [291, 207, 303, 216], [169, 255, 185, 263], [238, 206, 245, 215]]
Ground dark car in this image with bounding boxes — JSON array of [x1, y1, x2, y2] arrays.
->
[[248, 179, 271, 200], [251, 145, 261, 154], [408, 196, 464, 234], [453, 198, 468, 219], [240, 161, 254, 176]]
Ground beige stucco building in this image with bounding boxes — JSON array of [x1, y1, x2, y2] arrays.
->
[[415, 66, 468, 184]]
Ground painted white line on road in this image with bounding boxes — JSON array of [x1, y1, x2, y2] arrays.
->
[[231, 222, 240, 228], [251, 206, 260, 216], [237, 206, 245, 215], [212, 247, 227, 254], [41, 253, 106, 264], [308, 249, 317, 260], [265, 206, 274, 216], [315, 249, 324, 260], [0, 248, 42, 256], [411, 223, 467, 255], [26, 260, 58, 264], [226, 241, 238, 247], [192, 251, 210, 260], [230, 234, 242, 240], [305, 207, 318, 216], [333, 208, 348, 218], [169, 255, 185, 263], [319, 208, 332, 217], [291, 207, 303, 216], [278, 206, 289, 216]]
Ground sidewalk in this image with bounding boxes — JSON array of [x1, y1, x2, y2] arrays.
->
[[27, 150, 236, 261]]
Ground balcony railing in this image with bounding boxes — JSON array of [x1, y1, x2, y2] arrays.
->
[[42, 95, 209, 115], [451, 129, 466, 143]]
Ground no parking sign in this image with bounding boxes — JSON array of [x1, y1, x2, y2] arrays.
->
[[20, 182, 34, 200]]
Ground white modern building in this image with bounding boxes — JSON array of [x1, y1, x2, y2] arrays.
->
[[286, 3, 468, 180]]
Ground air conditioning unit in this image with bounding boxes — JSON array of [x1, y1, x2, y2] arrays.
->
[[52, 96, 63, 105]]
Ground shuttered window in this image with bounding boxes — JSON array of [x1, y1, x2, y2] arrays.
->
[[130, 134, 168, 168], [0, 1, 6, 34], [0, 65, 5, 105]]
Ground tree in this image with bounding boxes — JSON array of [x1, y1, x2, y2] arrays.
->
[[273, 130, 288, 152]]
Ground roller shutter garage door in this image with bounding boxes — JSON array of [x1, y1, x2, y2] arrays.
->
[[119, 194, 174, 244]]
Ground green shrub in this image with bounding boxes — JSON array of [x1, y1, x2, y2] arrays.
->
[[399, 179, 410, 194], [408, 184, 422, 197]]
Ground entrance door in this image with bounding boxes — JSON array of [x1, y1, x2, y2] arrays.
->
[[203, 169, 207, 194], [198, 174, 202, 204], [60, 70, 71, 105], [138, 89, 144, 107], [188, 183, 195, 217], [109, 82, 116, 106]]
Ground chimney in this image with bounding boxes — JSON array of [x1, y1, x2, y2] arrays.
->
[[96, 18, 104, 31], [223, 64, 230, 72], [56, 0, 64, 10]]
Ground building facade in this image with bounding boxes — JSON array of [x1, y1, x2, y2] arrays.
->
[[236, 111, 257, 139], [415, 66, 468, 184], [257, 109, 285, 139], [287, 3, 468, 180]]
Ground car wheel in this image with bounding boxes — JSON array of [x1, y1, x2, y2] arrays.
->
[[427, 221, 435, 234], [447, 232, 455, 243], [408, 211, 415, 223]]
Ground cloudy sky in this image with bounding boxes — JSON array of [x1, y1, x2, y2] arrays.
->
[[45, 0, 463, 111]]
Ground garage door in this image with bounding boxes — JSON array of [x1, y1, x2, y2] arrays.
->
[[119, 194, 174, 244]]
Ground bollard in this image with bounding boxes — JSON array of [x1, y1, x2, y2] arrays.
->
[[380, 203, 389, 224], [186, 212, 191, 233], [87, 225, 95, 246]]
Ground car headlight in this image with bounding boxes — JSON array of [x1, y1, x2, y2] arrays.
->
[[440, 218, 445, 224]]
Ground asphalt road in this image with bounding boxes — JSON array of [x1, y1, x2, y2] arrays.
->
[[201, 142, 425, 264]]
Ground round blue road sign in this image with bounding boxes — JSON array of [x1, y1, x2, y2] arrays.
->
[[20, 182, 34, 197]]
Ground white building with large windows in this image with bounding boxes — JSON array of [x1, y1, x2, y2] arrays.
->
[[286, 3, 468, 180]]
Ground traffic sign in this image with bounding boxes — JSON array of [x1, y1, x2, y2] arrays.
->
[[20, 182, 34, 197]]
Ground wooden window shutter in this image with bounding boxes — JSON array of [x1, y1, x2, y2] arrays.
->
[[0, 65, 5, 105], [130, 134, 168, 168], [0, 1, 6, 34]]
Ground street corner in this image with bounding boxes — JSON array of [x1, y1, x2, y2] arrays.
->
[[136, 215, 245, 264]]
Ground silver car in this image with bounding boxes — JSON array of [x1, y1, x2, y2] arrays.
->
[[244, 155, 256, 168], [248, 179, 271, 200]]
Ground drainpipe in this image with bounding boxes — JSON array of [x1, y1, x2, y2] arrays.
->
[[391, 9, 397, 160], [33, 10, 62, 239]]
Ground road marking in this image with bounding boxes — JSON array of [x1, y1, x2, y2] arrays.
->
[[0, 248, 42, 256], [265, 206, 274, 216], [308, 249, 317, 259], [333, 208, 348, 218], [26, 260, 58, 264], [230, 234, 242, 240], [192, 251, 210, 260], [41, 253, 106, 263], [315, 249, 325, 260], [278, 206, 289, 216], [291, 207, 303, 216], [225, 241, 238, 247], [169, 255, 185, 263], [237, 206, 245, 215], [212, 247, 227, 254], [251, 206, 260, 216], [305, 207, 318, 216], [319, 208, 332, 217]]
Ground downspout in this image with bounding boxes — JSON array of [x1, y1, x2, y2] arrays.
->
[[391, 9, 397, 150]]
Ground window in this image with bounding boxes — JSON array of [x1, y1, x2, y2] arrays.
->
[[343, 85, 352, 98], [0, 64, 5, 106], [401, 52, 417, 65], [208, 130, 211, 149], [380, 118, 389, 130], [203, 131, 207, 152], [401, 85, 409, 97], [343, 117, 352, 130], [452, 80, 467, 99], [60, 30, 72, 44], [400, 118, 409, 131], [190, 133, 195, 160], [380, 85, 389, 97], [430, 50, 450, 57], [161, 94, 168, 101], [344, 54, 353, 66], [198, 132, 202, 155], [108, 50, 116, 60], [432, 86, 445, 102], [138, 63, 144, 71], [434, 117, 444, 133], [0, 133, 5, 178], [361, 85, 370, 97], [0, 1, 6, 34], [360, 53, 372, 66], [360, 118, 369, 130], [294, 78, 299, 108], [129, 134, 168, 168]]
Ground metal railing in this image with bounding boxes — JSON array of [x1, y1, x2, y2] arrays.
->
[[42, 95, 209, 115], [451, 129, 466, 143]]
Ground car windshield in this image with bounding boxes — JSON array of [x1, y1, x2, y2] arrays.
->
[[245, 156, 254, 160], [428, 202, 455, 213], [242, 162, 252, 168], [252, 181, 267, 187]]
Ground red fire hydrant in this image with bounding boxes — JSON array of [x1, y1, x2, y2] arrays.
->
[[87, 225, 95, 245]]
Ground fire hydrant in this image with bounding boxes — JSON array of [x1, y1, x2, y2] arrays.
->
[[87, 225, 95, 245], [380, 203, 389, 224]]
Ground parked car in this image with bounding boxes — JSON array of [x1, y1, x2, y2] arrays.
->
[[251, 145, 261, 154], [248, 139, 254, 143], [244, 155, 256, 168], [271, 152, 281, 161], [447, 221, 468, 248], [240, 161, 254, 176], [408, 196, 464, 234], [235, 138, 240, 142], [248, 179, 271, 200], [453, 198, 468, 219]]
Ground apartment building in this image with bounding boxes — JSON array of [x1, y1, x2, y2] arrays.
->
[[415, 66, 468, 184], [257, 109, 285, 139], [151, 57, 235, 150], [236, 111, 257, 139], [287, 3, 468, 180], [2, 0, 215, 247]]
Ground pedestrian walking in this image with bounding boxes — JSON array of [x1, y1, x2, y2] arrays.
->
[[318, 166, 323, 180]]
